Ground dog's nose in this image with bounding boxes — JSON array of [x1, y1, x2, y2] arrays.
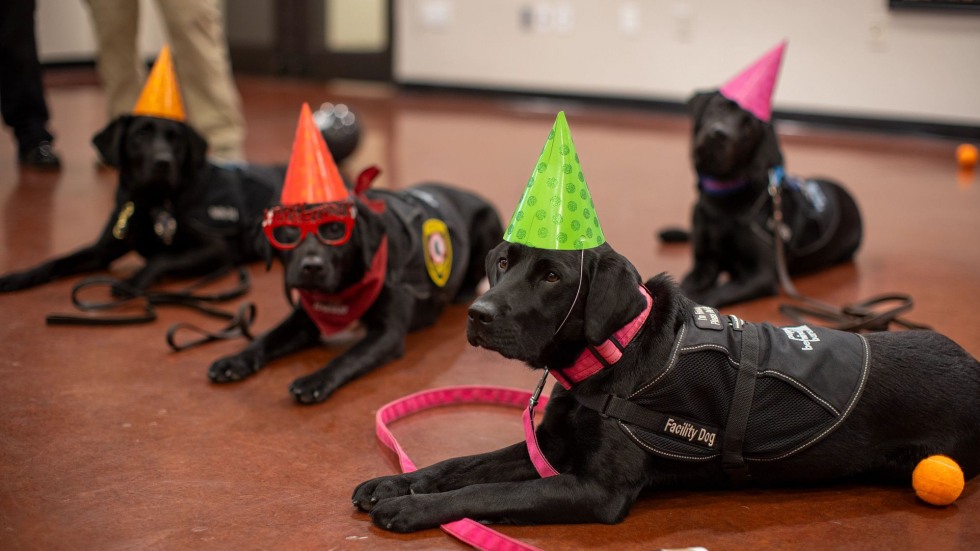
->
[[299, 255, 324, 275], [467, 301, 497, 324], [708, 123, 729, 141]]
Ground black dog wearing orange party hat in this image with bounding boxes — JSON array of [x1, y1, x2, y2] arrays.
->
[[208, 104, 502, 404], [0, 46, 283, 293]]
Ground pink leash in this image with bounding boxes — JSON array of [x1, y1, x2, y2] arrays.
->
[[373, 380, 558, 550]]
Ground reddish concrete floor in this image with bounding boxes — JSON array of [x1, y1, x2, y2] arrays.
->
[[0, 72, 977, 550]]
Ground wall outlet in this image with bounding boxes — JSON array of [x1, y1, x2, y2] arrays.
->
[[417, 0, 453, 32], [619, 2, 641, 36], [868, 17, 888, 52], [519, 3, 574, 34], [673, 1, 693, 43]]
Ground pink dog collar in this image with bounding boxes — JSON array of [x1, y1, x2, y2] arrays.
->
[[551, 285, 654, 389]]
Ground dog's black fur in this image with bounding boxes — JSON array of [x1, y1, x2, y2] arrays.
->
[[353, 242, 979, 532], [0, 116, 283, 293], [679, 91, 863, 307], [207, 184, 502, 404]]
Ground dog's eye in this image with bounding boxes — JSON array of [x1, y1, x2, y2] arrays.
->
[[271, 225, 301, 246], [497, 258, 508, 271], [317, 221, 347, 242], [545, 271, 560, 283]]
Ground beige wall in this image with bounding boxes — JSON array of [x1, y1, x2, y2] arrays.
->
[[395, 0, 980, 125]]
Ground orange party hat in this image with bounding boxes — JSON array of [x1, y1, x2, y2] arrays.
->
[[132, 45, 186, 122], [280, 103, 349, 205]]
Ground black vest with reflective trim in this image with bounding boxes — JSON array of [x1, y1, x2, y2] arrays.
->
[[618, 306, 869, 463]]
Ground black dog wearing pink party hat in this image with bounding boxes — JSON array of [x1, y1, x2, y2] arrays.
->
[[674, 42, 862, 308]]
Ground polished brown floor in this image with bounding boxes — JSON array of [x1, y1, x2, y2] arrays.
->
[[1, 70, 977, 550]]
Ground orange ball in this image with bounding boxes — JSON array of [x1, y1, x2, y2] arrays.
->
[[957, 144, 978, 169], [912, 455, 964, 506]]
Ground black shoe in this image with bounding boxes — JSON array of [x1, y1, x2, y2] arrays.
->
[[19, 140, 62, 170]]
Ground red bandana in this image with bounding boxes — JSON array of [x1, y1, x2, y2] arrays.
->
[[297, 236, 388, 336]]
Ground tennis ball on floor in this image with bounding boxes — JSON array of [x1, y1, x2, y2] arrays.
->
[[912, 455, 964, 506], [956, 144, 978, 170]]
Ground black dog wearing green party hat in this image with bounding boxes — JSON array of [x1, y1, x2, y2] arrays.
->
[[353, 112, 979, 532]]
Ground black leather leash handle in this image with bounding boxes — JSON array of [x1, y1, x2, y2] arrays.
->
[[768, 171, 929, 332], [45, 267, 258, 350], [166, 302, 257, 352]]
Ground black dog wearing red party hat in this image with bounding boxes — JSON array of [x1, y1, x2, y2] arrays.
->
[[207, 104, 501, 404]]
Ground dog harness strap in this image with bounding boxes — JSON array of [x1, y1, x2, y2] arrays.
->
[[574, 393, 668, 433], [374, 386, 549, 551], [555, 285, 654, 389], [722, 323, 760, 485]]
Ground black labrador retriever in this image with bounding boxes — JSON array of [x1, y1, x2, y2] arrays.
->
[[353, 241, 979, 531], [678, 91, 862, 307], [207, 183, 502, 404], [0, 115, 284, 293]]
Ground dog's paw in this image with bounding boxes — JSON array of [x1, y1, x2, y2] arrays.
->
[[208, 353, 262, 383], [352, 475, 415, 512], [370, 494, 442, 533], [288, 374, 337, 405]]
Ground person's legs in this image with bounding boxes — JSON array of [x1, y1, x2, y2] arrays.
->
[[83, 0, 143, 121], [157, 0, 245, 163], [0, 0, 60, 168]]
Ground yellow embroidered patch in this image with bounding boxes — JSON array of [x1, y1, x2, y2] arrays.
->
[[422, 218, 452, 287], [113, 201, 135, 240]]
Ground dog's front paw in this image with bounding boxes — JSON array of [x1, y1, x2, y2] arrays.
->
[[370, 494, 442, 533], [208, 353, 262, 383], [288, 373, 337, 405], [352, 474, 415, 512]]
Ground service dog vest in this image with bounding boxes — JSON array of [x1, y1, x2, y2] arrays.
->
[[367, 187, 464, 301], [585, 306, 869, 478]]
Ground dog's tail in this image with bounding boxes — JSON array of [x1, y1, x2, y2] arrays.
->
[[658, 226, 690, 243]]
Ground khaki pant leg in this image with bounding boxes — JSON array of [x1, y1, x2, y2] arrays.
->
[[83, 0, 143, 121], [155, 0, 245, 162]]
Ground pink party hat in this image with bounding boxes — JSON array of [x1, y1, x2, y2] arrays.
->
[[719, 41, 786, 123]]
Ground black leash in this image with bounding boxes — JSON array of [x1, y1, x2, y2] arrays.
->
[[45, 266, 257, 351], [768, 169, 929, 332]]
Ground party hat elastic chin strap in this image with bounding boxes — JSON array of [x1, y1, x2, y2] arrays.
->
[[553, 249, 585, 338]]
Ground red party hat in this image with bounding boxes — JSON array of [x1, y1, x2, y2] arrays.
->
[[280, 103, 349, 205]]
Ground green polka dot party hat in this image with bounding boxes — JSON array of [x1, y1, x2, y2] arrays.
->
[[503, 111, 605, 250]]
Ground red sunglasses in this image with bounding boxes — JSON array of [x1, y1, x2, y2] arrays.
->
[[262, 201, 357, 250]]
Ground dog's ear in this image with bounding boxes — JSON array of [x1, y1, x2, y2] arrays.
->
[[686, 91, 715, 127], [92, 116, 130, 168], [182, 124, 209, 172], [583, 245, 644, 345], [747, 123, 784, 181], [251, 223, 275, 270], [355, 204, 385, 270]]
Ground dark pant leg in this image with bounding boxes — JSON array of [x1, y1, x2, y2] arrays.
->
[[0, 0, 54, 156]]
